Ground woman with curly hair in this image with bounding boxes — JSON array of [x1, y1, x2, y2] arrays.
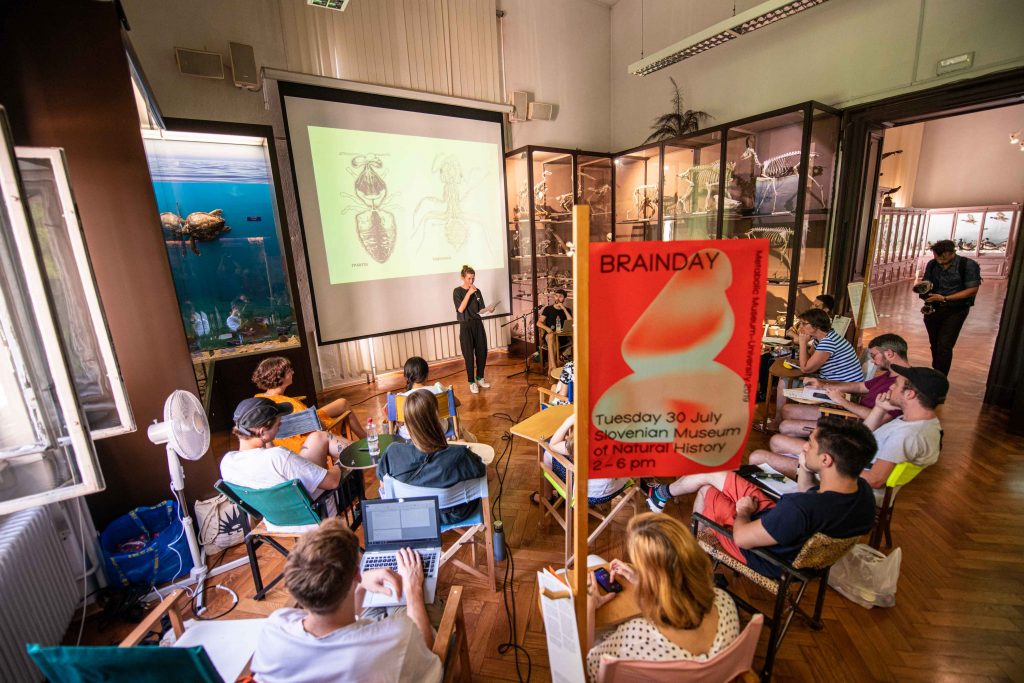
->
[[252, 357, 366, 456], [585, 513, 740, 680]]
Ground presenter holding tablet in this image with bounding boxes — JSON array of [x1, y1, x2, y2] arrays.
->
[[454, 265, 497, 394]]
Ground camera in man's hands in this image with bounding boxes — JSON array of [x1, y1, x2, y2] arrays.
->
[[913, 280, 936, 315]]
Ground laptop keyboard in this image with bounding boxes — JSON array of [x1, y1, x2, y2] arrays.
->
[[364, 551, 438, 576]]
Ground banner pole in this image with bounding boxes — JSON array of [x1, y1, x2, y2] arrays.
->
[[572, 204, 590, 655]]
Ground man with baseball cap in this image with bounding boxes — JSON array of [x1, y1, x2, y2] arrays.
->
[[859, 366, 946, 500], [220, 397, 346, 532]]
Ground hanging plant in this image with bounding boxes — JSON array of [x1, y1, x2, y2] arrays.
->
[[644, 78, 710, 143]]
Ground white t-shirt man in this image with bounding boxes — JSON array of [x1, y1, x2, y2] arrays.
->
[[251, 608, 442, 683], [867, 416, 941, 503], [220, 446, 331, 533]]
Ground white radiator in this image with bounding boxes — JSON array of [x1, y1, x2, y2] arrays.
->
[[318, 317, 511, 389], [0, 504, 79, 682]]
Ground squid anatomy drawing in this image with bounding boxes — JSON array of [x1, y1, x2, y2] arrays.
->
[[413, 154, 493, 258], [341, 154, 398, 263]]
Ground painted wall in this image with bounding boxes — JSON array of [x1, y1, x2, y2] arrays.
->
[[499, 0, 612, 151], [912, 103, 1024, 207], [610, 0, 1024, 151], [121, 0, 286, 125], [0, 2, 207, 525]]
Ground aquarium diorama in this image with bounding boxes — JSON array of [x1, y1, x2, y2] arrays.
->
[[143, 131, 298, 362]]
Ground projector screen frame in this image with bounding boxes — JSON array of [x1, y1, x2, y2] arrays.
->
[[277, 80, 512, 345]]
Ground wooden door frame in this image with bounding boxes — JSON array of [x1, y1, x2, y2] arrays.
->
[[829, 67, 1024, 410]]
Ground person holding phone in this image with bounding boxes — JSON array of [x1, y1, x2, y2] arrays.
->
[[453, 264, 497, 394], [585, 514, 740, 681]]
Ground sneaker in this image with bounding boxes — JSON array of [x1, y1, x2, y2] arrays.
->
[[469, 382, 479, 394], [477, 378, 491, 389], [640, 479, 669, 513]]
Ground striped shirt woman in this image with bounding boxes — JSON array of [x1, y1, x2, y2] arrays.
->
[[795, 308, 864, 383]]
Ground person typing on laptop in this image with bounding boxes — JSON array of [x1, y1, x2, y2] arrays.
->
[[251, 518, 441, 683]]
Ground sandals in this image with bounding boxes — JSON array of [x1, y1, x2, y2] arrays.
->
[[530, 491, 559, 506]]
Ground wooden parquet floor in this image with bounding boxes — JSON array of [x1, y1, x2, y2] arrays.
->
[[73, 278, 1024, 682]]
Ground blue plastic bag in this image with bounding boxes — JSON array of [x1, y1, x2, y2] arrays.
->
[[99, 499, 194, 587]]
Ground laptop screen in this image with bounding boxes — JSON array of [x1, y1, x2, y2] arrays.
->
[[362, 497, 441, 550]]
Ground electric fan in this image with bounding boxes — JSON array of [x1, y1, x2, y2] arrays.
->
[[147, 389, 212, 608]]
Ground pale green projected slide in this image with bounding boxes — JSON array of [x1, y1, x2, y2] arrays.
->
[[308, 126, 504, 285]]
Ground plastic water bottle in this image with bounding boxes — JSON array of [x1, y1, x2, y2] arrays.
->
[[366, 419, 380, 462], [555, 316, 562, 333]]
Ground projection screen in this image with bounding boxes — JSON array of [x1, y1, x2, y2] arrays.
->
[[280, 83, 510, 344]]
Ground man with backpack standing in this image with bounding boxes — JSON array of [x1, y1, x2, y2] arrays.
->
[[919, 239, 982, 375]]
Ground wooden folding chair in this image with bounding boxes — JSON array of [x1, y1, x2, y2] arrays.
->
[[869, 461, 924, 549], [538, 442, 639, 567], [215, 477, 362, 600], [28, 588, 261, 682], [387, 387, 460, 439], [691, 512, 859, 681], [381, 475, 497, 591], [596, 614, 764, 683]]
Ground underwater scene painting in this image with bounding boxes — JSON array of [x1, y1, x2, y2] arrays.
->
[[143, 134, 298, 361]]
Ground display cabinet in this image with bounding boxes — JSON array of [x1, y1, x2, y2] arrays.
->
[[609, 102, 840, 328], [613, 144, 661, 241], [505, 146, 612, 354]]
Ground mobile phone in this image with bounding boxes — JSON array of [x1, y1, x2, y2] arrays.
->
[[813, 392, 830, 400], [594, 567, 623, 593]]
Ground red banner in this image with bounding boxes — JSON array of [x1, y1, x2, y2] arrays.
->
[[588, 239, 768, 478]]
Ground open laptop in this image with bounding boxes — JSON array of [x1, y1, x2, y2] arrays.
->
[[359, 496, 442, 608]]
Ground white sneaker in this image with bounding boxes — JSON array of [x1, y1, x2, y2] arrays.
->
[[469, 382, 479, 394], [477, 378, 491, 388]]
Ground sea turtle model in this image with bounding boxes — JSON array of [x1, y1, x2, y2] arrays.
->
[[177, 209, 233, 255]]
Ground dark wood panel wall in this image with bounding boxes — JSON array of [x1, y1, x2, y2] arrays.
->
[[0, 1, 217, 525]]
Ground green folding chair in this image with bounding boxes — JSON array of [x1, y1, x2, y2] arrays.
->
[[216, 478, 323, 600], [27, 587, 262, 682]]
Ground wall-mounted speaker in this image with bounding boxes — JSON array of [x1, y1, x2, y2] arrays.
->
[[528, 101, 557, 121], [510, 91, 529, 123], [229, 42, 259, 89], [175, 47, 224, 80]]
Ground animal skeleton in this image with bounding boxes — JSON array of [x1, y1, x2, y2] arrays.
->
[[632, 184, 658, 221], [744, 225, 794, 275], [555, 192, 574, 214], [740, 137, 823, 213], [677, 160, 736, 213]]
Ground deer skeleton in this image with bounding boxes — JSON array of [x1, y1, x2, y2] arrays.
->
[[632, 184, 658, 221], [677, 160, 736, 213], [745, 225, 794, 275], [740, 137, 824, 213]]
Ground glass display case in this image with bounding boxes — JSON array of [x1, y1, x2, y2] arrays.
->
[[142, 130, 299, 363], [613, 144, 661, 241], [505, 146, 612, 354], [655, 102, 840, 327]]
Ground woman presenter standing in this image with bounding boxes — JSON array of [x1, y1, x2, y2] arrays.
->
[[454, 265, 497, 394]]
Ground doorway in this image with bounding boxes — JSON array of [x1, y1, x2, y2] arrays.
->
[[861, 103, 1023, 388], [830, 69, 1024, 415]]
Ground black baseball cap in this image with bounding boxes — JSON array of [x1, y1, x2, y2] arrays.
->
[[892, 366, 949, 405], [233, 397, 292, 435]]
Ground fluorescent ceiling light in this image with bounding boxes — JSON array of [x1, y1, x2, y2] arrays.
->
[[629, 0, 830, 76]]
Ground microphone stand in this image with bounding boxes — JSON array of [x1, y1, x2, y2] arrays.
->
[[504, 305, 544, 379]]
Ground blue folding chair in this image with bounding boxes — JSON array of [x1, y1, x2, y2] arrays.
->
[[387, 387, 460, 439]]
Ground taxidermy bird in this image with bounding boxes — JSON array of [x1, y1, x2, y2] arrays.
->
[[881, 186, 901, 207], [644, 77, 710, 143]]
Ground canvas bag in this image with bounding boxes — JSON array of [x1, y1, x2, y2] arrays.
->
[[828, 543, 901, 609], [194, 494, 246, 554]]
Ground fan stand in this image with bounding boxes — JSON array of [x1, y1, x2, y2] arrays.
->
[[166, 445, 209, 609]]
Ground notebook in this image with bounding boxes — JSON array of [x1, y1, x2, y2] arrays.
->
[[276, 407, 322, 440], [359, 497, 442, 607]]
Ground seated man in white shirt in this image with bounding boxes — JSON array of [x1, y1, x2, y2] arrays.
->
[[859, 366, 945, 502], [251, 517, 441, 683], [220, 397, 346, 533]]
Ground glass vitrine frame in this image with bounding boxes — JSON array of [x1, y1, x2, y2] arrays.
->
[[504, 145, 613, 354]]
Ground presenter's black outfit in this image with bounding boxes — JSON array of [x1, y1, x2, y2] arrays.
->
[[454, 286, 488, 384], [921, 254, 982, 375]]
